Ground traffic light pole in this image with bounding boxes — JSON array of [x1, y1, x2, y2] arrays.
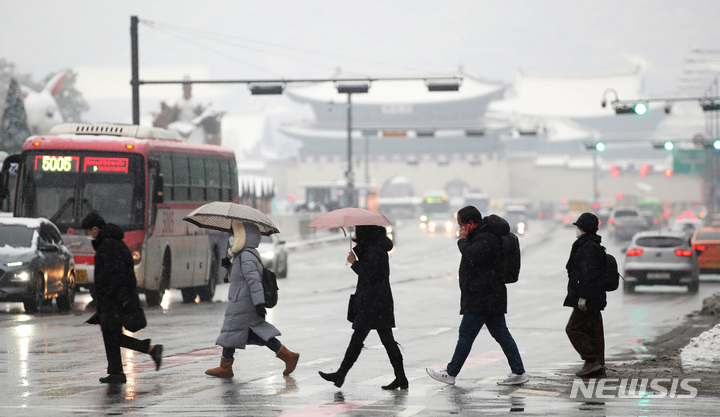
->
[[593, 150, 598, 206]]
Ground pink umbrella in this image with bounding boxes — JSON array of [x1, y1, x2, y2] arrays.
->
[[308, 207, 391, 236]]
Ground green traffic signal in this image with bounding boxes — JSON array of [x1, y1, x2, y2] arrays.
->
[[714, 140, 720, 150], [595, 142, 606, 152], [664, 141, 674, 151], [634, 102, 648, 115]]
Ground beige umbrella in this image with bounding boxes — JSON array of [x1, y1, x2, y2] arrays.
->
[[183, 202, 279, 235]]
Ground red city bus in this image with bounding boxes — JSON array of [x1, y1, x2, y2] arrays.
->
[[2, 123, 239, 306]]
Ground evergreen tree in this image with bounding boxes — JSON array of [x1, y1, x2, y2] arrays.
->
[[0, 77, 31, 154]]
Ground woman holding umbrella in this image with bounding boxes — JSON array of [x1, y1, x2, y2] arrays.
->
[[318, 225, 408, 390], [205, 220, 300, 378]]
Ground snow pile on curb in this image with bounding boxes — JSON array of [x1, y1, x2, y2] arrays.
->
[[679, 292, 720, 372]]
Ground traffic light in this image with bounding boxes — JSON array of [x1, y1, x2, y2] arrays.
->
[[700, 98, 720, 112], [613, 102, 648, 115], [585, 141, 606, 151], [652, 141, 674, 150]]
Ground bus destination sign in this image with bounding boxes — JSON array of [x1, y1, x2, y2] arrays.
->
[[34, 155, 80, 172], [83, 157, 129, 173]]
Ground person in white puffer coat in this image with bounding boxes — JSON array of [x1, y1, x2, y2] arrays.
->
[[205, 220, 299, 378]]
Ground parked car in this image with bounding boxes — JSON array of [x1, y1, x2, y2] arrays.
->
[[0, 217, 76, 312], [258, 234, 288, 278], [671, 216, 701, 239], [608, 207, 648, 241], [622, 230, 700, 294], [691, 227, 720, 274]]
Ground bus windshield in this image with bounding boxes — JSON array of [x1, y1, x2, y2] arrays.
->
[[14, 151, 145, 232]]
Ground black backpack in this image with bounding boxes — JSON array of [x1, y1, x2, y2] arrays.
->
[[498, 232, 521, 284], [601, 247, 620, 292], [245, 250, 279, 308]]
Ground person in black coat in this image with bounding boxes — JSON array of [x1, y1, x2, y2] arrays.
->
[[318, 225, 408, 390], [564, 212, 607, 378], [82, 211, 163, 384], [426, 206, 528, 386]]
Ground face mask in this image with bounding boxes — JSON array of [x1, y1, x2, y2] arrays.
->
[[575, 228, 583, 238]]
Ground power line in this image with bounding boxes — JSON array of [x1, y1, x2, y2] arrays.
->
[[139, 19, 426, 74]]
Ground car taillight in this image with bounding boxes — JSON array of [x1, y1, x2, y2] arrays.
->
[[692, 244, 706, 251], [609, 218, 615, 225], [675, 249, 693, 257], [626, 248, 644, 256]]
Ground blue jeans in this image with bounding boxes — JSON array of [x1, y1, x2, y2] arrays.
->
[[222, 333, 283, 359], [447, 313, 525, 377]]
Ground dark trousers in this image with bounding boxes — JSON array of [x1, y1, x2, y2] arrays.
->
[[340, 328, 403, 377], [565, 308, 605, 365], [447, 313, 525, 377], [101, 312, 150, 375]]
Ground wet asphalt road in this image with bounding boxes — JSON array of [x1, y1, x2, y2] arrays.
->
[[2, 218, 719, 416]]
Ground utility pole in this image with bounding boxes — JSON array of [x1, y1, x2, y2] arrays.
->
[[131, 15, 140, 125]]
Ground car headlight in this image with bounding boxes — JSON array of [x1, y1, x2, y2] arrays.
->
[[12, 270, 32, 282], [445, 221, 453, 232], [428, 222, 436, 232], [420, 215, 428, 222], [260, 251, 275, 260]]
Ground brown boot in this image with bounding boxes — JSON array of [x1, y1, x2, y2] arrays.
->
[[276, 345, 300, 376], [205, 356, 234, 378]]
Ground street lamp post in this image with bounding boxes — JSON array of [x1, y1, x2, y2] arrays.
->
[[336, 82, 370, 208]]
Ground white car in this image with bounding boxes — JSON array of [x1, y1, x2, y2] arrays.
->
[[622, 230, 700, 294], [258, 234, 288, 278]]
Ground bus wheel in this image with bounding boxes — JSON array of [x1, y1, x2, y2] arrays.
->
[[198, 254, 218, 302], [147, 253, 170, 307], [181, 288, 197, 303]]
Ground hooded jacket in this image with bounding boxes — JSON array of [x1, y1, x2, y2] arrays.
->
[[215, 221, 280, 349], [457, 214, 509, 315], [564, 232, 607, 311], [350, 232, 395, 329], [92, 223, 138, 315]]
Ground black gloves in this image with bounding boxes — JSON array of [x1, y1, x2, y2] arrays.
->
[[255, 304, 266, 318], [221, 256, 232, 270]]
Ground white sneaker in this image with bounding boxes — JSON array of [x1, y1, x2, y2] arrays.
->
[[497, 372, 529, 385], [426, 367, 455, 385]]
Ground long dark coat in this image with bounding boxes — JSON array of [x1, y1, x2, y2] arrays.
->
[[457, 214, 509, 315], [564, 233, 607, 311], [92, 224, 140, 318], [350, 234, 395, 329]]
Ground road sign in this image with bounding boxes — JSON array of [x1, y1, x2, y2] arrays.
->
[[673, 149, 707, 174]]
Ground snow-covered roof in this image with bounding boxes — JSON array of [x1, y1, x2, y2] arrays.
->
[[0, 216, 47, 228]]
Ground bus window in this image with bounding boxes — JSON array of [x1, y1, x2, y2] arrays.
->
[[189, 157, 206, 201], [172, 156, 190, 201], [158, 154, 174, 200], [205, 158, 221, 201]]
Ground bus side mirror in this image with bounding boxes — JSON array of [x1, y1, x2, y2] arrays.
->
[[153, 174, 164, 204]]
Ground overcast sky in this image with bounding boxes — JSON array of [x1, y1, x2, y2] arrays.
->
[[3, 0, 720, 123]]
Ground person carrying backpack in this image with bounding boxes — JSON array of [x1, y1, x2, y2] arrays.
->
[[565, 212, 607, 378], [205, 220, 299, 378], [426, 206, 529, 386]]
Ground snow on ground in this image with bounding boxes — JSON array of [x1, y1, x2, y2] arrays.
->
[[680, 293, 720, 372], [680, 323, 720, 372]]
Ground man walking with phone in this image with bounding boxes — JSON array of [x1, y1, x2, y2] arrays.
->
[[426, 206, 528, 386]]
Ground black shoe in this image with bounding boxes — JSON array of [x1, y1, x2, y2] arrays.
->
[[587, 367, 606, 378], [319, 371, 345, 388], [150, 345, 163, 371], [381, 377, 409, 390], [575, 361, 602, 377], [99, 373, 127, 384]]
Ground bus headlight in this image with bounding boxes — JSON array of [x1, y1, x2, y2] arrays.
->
[[420, 215, 428, 222], [428, 222, 436, 233], [517, 222, 526, 235], [445, 221, 454, 233]]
